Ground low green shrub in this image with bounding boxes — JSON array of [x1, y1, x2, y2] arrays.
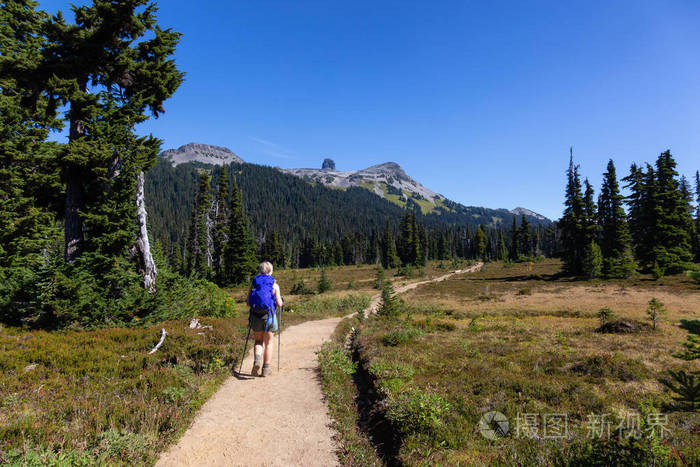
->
[[382, 327, 425, 346], [0, 318, 245, 464], [385, 388, 451, 435], [290, 276, 314, 295], [318, 341, 380, 465]]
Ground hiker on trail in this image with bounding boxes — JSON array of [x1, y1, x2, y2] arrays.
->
[[247, 261, 283, 377]]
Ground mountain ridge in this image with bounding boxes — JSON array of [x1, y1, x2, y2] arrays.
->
[[157, 143, 551, 223], [161, 143, 244, 166]]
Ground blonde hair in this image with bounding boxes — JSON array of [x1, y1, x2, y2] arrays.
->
[[258, 261, 273, 275]]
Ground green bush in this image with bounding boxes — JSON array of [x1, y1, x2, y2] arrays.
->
[[686, 270, 700, 284], [569, 403, 672, 466], [396, 266, 414, 278], [382, 327, 425, 346], [290, 276, 314, 295], [597, 307, 616, 325], [385, 388, 451, 435]]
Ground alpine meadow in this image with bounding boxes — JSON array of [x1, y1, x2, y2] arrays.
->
[[1, 1, 699, 466]]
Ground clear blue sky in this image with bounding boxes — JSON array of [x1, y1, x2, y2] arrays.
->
[[40, 1, 700, 220]]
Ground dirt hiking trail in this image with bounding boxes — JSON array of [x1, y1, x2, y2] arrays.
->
[[157, 263, 482, 467]]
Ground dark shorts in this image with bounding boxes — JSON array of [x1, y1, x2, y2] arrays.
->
[[249, 310, 278, 332]]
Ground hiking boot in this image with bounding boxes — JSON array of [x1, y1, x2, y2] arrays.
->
[[251, 356, 262, 376], [261, 364, 271, 377]]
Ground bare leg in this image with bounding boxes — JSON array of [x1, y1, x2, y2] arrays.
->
[[253, 331, 264, 359], [263, 331, 274, 365]]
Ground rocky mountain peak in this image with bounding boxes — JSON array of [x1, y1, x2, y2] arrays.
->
[[510, 207, 549, 221], [321, 158, 336, 171], [161, 143, 244, 166]]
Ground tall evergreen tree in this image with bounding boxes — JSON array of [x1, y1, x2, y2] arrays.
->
[[187, 172, 212, 278], [509, 216, 519, 260], [476, 224, 487, 260], [261, 230, 285, 268], [418, 224, 429, 266], [43, 0, 183, 264], [651, 151, 693, 273], [582, 240, 603, 279], [598, 159, 635, 278], [496, 229, 508, 261], [636, 164, 659, 266], [366, 228, 379, 264], [583, 179, 598, 245], [212, 165, 229, 283], [518, 214, 532, 257], [0, 0, 62, 324], [560, 150, 586, 274], [223, 176, 258, 284], [380, 219, 399, 269], [694, 171, 700, 260], [622, 163, 645, 260], [397, 211, 421, 266]]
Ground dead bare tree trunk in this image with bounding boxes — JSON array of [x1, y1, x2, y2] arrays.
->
[[135, 171, 157, 292]]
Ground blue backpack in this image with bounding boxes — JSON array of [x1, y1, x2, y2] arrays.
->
[[249, 274, 276, 316]]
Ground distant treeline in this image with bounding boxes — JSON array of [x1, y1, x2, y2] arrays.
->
[[146, 160, 556, 285], [559, 149, 699, 278]]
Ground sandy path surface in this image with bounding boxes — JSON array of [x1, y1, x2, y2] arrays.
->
[[157, 263, 482, 467]]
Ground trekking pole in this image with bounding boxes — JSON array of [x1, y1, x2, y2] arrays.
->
[[238, 324, 252, 375], [277, 303, 282, 372]]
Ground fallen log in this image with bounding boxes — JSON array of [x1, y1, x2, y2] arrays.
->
[[149, 328, 167, 354]]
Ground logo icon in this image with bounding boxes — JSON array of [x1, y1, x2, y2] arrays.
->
[[478, 411, 509, 440]]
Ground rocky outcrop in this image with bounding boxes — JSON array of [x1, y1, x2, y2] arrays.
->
[[161, 143, 244, 166], [281, 161, 444, 205]]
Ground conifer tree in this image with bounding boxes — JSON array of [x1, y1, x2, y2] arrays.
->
[[583, 179, 598, 245], [187, 172, 212, 278], [476, 225, 487, 260], [380, 220, 399, 269], [518, 215, 532, 257], [44, 0, 183, 264], [582, 240, 603, 279], [261, 231, 285, 268], [598, 159, 636, 278], [496, 229, 508, 261], [650, 151, 693, 273], [0, 0, 62, 324], [560, 150, 586, 274], [377, 280, 400, 317], [509, 216, 519, 260], [398, 211, 420, 266], [636, 164, 659, 267], [679, 175, 698, 262], [418, 224, 429, 266], [212, 165, 229, 283], [317, 267, 332, 293], [437, 231, 448, 260], [695, 171, 700, 260], [622, 163, 645, 259], [223, 176, 257, 284], [365, 229, 378, 264], [375, 263, 386, 289]]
